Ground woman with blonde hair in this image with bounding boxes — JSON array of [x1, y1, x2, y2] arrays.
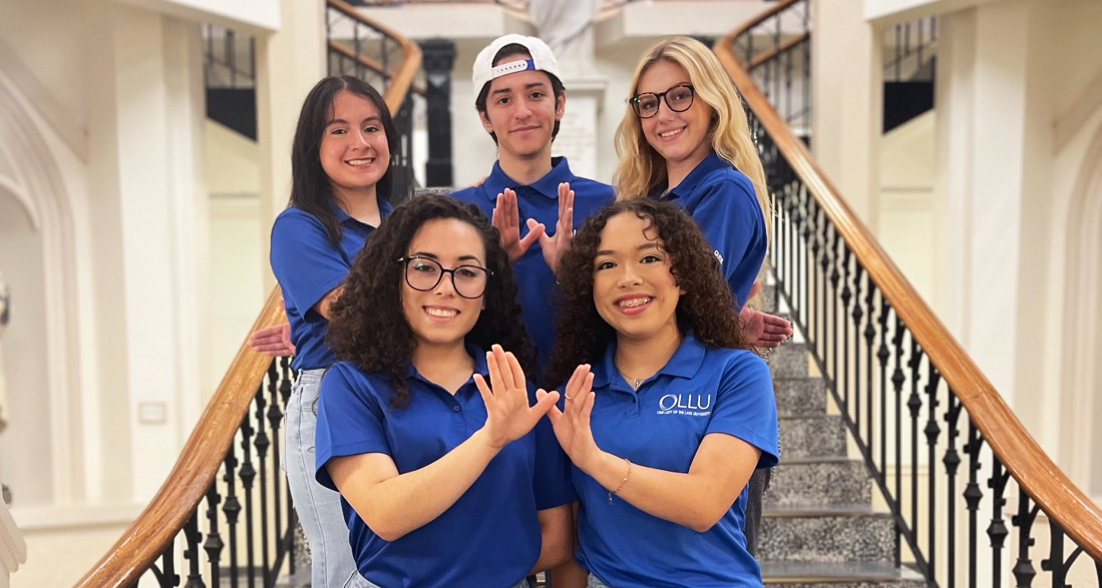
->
[[614, 35, 791, 557]]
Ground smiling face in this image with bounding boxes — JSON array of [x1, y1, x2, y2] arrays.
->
[[479, 56, 564, 164], [592, 212, 683, 346], [401, 218, 487, 354], [636, 59, 714, 184], [320, 90, 390, 204]]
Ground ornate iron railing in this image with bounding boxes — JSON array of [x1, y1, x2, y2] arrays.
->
[[716, 1, 1102, 586], [76, 7, 422, 585]]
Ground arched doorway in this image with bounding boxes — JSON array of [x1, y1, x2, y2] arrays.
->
[[1061, 121, 1102, 497]]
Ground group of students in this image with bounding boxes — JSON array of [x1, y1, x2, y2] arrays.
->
[[254, 33, 793, 588]]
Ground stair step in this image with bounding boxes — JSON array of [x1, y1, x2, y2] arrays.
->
[[779, 414, 845, 458], [768, 342, 810, 378], [766, 460, 870, 506], [775, 377, 827, 415], [761, 561, 926, 586], [759, 510, 895, 563]]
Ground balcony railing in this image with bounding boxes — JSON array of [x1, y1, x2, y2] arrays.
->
[[716, 1, 1102, 585]]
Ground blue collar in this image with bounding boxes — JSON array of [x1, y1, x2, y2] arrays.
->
[[663, 152, 728, 201], [401, 342, 491, 394], [592, 333, 707, 391], [327, 195, 394, 227], [481, 157, 574, 201]]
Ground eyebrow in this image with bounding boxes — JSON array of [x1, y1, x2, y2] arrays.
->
[[595, 242, 659, 257], [326, 116, 382, 126], [489, 81, 549, 97], [409, 252, 485, 264]]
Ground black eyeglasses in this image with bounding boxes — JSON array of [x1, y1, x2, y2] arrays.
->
[[629, 84, 695, 119], [398, 256, 492, 299]]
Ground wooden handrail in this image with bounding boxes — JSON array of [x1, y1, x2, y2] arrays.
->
[[74, 289, 286, 588], [76, 6, 423, 585], [716, 8, 1102, 562]]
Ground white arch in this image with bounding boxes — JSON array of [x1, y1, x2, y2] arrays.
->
[[1059, 119, 1102, 495], [0, 71, 84, 503]]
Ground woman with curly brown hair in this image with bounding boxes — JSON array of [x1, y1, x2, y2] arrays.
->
[[314, 195, 574, 588], [541, 199, 780, 588]]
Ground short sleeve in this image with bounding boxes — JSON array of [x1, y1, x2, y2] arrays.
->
[[270, 210, 350, 318], [686, 175, 766, 309], [315, 362, 392, 490], [531, 418, 576, 510], [704, 353, 780, 469]]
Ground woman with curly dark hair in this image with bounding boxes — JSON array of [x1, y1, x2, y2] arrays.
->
[[541, 198, 780, 588], [315, 195, 574, 588]]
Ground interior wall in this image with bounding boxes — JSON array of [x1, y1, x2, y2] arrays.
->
[[0, 191, 52, 506]]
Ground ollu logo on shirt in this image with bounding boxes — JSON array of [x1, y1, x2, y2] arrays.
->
[[657, 393, 713, 416]]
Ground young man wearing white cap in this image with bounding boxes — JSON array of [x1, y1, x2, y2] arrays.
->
[[453, 34, 614, 373]]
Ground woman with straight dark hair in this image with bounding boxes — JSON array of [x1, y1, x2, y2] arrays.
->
[[269, 75, 399, 586], [316, 195, 573, 587]]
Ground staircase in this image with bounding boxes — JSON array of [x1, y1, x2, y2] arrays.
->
[[761, 285, 922, 586]]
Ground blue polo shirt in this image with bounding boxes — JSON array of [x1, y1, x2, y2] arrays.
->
[[658, 152, 766, 310], [452, 157, 614, 371], [573, 335, 779, 588], [314, 345, 575, 588], [270, 198, 392, 370]]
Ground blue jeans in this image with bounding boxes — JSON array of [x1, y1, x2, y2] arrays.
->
[[284, 369, 359, 587]]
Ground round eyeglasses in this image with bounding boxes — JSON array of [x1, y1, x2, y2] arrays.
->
[[399, 256, 492, 299], [629, 84, 695, 119]]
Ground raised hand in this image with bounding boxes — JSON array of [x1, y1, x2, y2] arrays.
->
[[474, 345, 560, 449], [538, 364, 599, 469], [492, 189, 545, 263], [538, 182, 575, 274], [248, 323, 296, 357], [739, 306, 792, 349]]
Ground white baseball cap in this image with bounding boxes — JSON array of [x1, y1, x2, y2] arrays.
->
[[472, 34, 562, 102]]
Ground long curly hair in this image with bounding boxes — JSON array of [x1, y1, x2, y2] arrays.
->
[[613, 37, 770, 239], [327, 195, 532, 407], [543, 199, 751, 388], [290, 76, 400, 248]]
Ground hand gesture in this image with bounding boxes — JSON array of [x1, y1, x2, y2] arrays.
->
[[248, 323, 296, 357], [739, 306, 792, 349], [492, 189, 545, 263], [538, 364, 599, 469], [474, 345, 559, 449], [537, 182, 575, 274]]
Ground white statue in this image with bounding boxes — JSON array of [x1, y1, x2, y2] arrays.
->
[[526, 0, 602, 67]]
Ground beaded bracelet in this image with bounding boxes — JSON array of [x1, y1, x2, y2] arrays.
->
[[608, 458, 632, 504]]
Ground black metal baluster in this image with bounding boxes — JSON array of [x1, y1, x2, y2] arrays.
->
[[964, 424, 983, 588], [1011, 489, 1039, 587], [925, 366, 942, 576], [877, 297, 891, 482], [892, 319, 906, 567], [183, 512, 205, 588], [908, 340, 925, 549], [850, 264, 864, 437], [840, 247, 853, 412], [150, 540, 178, 588], [224, 439, 242, 585], [988, 457, 1011, 588], [864, 278, 877, 451], [253, 379, 272, 585], [828, 226, 840, 389], [240, 392, 257, 588], [266, 360, 284, 582], [943, 392, 963, 588], [204, 481, 224, 587]]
